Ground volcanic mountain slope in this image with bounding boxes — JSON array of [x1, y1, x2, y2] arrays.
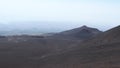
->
[[0, 26, 102, 68], [38, 25, 120, 68], [49, 25, 102, 40], [0, 35, 81, 68], [0, 26, 119, 68]]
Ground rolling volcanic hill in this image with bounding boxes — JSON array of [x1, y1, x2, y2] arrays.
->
[[49, 25, 102, 40], [39, 25, 120, 68], [0, 25, 120, 68]]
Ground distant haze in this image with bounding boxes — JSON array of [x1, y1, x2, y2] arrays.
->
[[0, 0, 120, 33]]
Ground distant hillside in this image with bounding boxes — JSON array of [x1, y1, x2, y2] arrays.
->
[[0, 22, 62, 35], [40, 25, 120, 68], [49, 25, 102, 40]]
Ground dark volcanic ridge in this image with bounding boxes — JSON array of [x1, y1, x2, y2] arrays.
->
[[48, 25, 102, 40], [0, 25, 120, 68], [39, 25, 120, 68]]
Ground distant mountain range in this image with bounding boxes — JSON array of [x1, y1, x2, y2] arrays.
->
[[0, 23, 102, 37], [0, 22, 63, 35]]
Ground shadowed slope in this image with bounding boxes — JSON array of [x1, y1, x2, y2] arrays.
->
[[0, 26, 120, 68], [39, 25, 120, 68]]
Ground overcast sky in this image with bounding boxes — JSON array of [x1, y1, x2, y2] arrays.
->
[[0, 0, 120, 31]]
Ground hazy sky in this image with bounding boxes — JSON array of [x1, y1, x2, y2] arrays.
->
[[0, 0, 120, 31]]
